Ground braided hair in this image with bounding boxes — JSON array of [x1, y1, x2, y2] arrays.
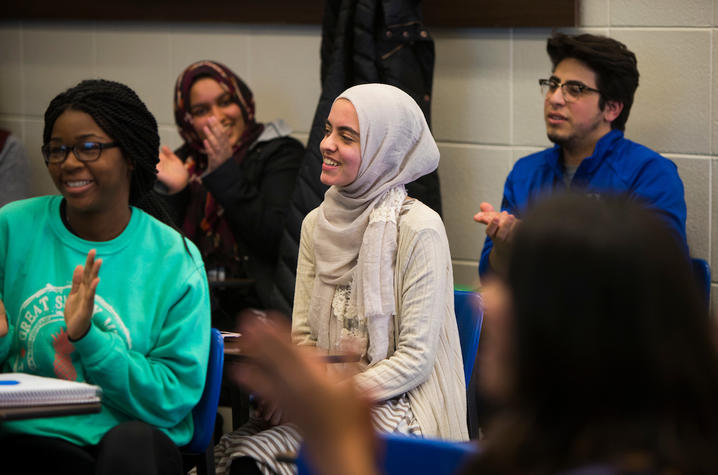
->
[[43, 79, 169, 222]]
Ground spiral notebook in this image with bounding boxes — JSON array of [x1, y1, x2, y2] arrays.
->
[[0, 373, 102, 408]]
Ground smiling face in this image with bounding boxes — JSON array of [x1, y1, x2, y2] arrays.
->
[[319, 99, 361, 187], [189, 77, 246, 147], [544, 58, 618, 161], [48, 109, 132, 219]]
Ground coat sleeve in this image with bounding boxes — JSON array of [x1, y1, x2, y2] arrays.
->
[[202, 137, 304, 260], [630, 157, 687, 250]]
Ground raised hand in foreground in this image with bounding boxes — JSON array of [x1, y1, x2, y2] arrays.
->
[[230, 312, 378, 475]]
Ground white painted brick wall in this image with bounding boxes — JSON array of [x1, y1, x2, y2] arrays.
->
[[0, 0, 715, 308]]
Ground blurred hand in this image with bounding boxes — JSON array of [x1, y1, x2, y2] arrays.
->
[[256, 397, 284, 426], [474, 202, 520, 274], [0, 299, 7, 337], [479, 278, 514, 403], [156, 146, 189, 194], [230, 312, 377, 475], [203, 116, 233, 173], [64, 250, 102, 340]]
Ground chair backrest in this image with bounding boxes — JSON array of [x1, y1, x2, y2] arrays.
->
[[691, 257, 711, 309], [184, 327, 224, 453], [296, 432, 479, 475], [453, 290, 484, 387], [380, 433, 479, 475]]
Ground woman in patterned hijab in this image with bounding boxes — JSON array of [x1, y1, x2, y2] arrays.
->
[[157, 60, 303, 323]]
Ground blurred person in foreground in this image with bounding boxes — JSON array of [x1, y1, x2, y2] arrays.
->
[[236, 193, 718, 475], [472, 193, 718, 474]]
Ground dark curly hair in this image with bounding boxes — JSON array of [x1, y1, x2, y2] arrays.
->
[[547, 33, 639, 131], [43, 79, 167, 219]]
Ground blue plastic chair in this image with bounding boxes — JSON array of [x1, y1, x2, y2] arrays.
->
[[182, 328, 224, 475], [454, 290, 484, 387], [691, 257, 711, 309], [296, 432, 479, 475], [295, 293, 483, 475]]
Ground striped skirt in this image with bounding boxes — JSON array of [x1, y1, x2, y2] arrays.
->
[[210, 393, 422, 475]]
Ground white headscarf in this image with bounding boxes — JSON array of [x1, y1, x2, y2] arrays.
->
[[309, 83, 440, 363]]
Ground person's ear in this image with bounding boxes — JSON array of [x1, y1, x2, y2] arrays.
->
[[603, 100, 624, 124]]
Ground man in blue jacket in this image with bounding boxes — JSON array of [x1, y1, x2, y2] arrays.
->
[[475, 33, 686, 277]]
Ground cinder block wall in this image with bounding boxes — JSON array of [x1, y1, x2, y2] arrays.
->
[[0, 0, 715, 312]]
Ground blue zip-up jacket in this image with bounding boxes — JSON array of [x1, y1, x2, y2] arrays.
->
[[479, 130, 687, 276]]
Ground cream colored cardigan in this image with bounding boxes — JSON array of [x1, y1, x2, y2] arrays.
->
[[292, 200, 468, 441]]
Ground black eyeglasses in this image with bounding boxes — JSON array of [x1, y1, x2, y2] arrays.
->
[[41, 142, 119, 165], [539, 78, 601, 102]]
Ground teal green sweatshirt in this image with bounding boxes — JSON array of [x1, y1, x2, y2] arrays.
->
[[0, 196, 210, 446]]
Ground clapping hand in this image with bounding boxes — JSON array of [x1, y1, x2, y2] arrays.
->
[[474, 202, 521, 273], [64, 250, 102, 341], [157, 146, 190, 194], [473, 202, 521, 241]]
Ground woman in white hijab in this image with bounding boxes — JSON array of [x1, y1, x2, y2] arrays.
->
[[214, 83, 467, 475]]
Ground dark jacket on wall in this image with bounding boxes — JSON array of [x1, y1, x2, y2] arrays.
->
[[269, 0, 441, 316]]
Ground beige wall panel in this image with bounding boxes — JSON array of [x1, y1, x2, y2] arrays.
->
[[433, 30, 511, 144], [22, 25, 95, 117], [611, 29, 711, 155], [0, 24, 23, 116], [95, 24, 173, 126], [246, 27, 321, 135], [438, 143, 513, 262], [669, 155, 711, 259], [512, 29, 553, 147], [611, 0, 713, 26], [577, 0, 609, 27]]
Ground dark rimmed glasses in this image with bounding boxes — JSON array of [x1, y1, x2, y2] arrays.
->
[[41, 142, 119, 165], [539, 78, 601, 103]]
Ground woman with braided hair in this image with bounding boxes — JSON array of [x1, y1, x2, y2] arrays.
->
[[0, 79, 210, 474], [156, 60, 304, 326]]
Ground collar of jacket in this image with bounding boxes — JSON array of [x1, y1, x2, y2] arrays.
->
[[545, 128, 624, 178]]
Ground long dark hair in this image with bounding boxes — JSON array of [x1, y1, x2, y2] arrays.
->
[[469, 193, 718, 474]]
